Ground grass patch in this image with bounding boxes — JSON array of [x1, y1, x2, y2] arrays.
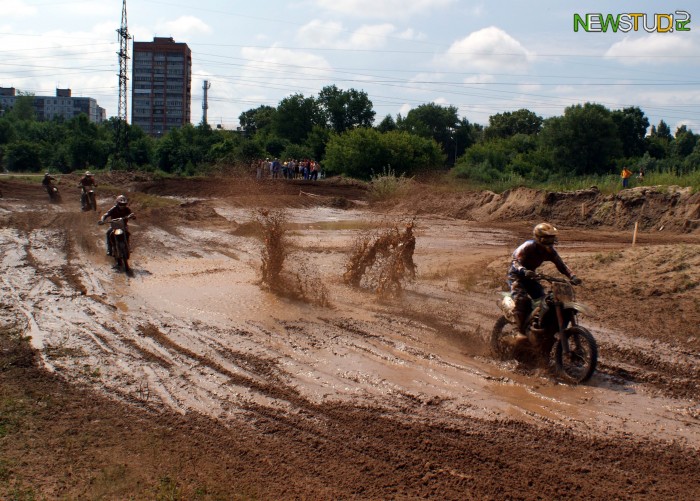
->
[[368, 166, 415, 201], [593, 251, 624, 264]]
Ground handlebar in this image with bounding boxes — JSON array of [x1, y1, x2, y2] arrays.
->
[[532, 273, 575, 285], [97, 214, 134, 226]]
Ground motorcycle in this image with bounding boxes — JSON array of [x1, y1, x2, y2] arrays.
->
[[99, 214, 134, 272], [46, 184, 61, 202], [81, 186, 97, 211], [491, 273, 598, 383]]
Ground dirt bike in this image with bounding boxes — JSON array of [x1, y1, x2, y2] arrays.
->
[[99, 214, 134, 272], [46, 184, 61, 202], [491, 273, 598, 384], [81, 186, 97, 211]]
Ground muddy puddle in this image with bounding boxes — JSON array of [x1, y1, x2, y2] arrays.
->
[[1, 198, 698, 453]]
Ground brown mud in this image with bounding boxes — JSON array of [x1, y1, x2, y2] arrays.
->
[[0, 174, 699, 499]]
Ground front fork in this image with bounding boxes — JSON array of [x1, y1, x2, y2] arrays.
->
[[555, 304, 575, 356]]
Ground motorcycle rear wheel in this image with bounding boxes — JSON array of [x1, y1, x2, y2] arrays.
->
[[88, 193, 96, 211], [555, 326, 598, 383]]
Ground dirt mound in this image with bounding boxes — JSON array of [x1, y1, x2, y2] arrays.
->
[[390, 185, 700, 233]]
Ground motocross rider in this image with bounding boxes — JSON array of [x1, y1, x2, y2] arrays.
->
[[508, 223, 582, 340], [98, 195, 134, 256], [78, 171, 97, 210], [42, 172, 57, 194]]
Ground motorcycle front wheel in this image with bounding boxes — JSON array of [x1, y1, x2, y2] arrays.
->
[[117, 239, 130, 271], [491, 315, 518, 360], [555, 326, 598, 383]]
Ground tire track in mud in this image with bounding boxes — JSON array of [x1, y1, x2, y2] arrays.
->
[[136, 322, 301, 403]]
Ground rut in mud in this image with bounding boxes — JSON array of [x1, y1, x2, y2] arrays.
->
[[0, 174, 699, 499]]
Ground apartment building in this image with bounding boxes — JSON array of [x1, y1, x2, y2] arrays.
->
[[131, 37, 192, 136], [0, 87, 106, 123]]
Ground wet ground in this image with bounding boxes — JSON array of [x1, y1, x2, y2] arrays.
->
[[1, 176, 699, 499]]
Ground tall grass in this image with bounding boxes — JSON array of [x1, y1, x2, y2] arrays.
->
[[368, 166, 414, 201]]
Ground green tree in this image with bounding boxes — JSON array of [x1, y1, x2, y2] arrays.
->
[[324, 128, 443, 179], [651, 120, 673, 140], [305, 125, 330, 161], [540, 102, 622, 175], [396, 103, 461, 162], [5, 140, 42, 171], [611, 106, 649, 157], [646, 120, 673, 159], [7, 92, 36, 121], [67, 114, 108, 169], [316, 85, 375, 134], [238, 105, 276, 136], [0, 120, 17, 145], [484, 109, 543, 140], [376, 114, 397, 133], [671, 125, 697, 158], [274, 94, 321, 144]]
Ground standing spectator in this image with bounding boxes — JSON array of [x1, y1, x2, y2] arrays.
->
[[637, 168, 645, 184], [621, 166, 633, 188], [257, 158, 265, 180]]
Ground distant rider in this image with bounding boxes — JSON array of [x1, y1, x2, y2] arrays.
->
[[98, 195, 134, 256], [507, 223, 581, 341], [78, 171, 97, 210], [42, 172, 57, 194], [78, 170, 97, 210]]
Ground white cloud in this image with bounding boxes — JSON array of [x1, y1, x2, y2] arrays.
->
[[605, 34, 698, 65], [156, 16, 211, 39], [349, 23, 397, 48], [397, 28, 426, 41], [314, 0, 455, 19], [0, 0, 36, 18], [398, 103, 413, 117], [297, 20, 401, 49], [239, 46, 333, 92], [438, 26, 533, 74]]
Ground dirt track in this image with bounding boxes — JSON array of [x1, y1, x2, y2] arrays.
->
[[1, 175, 699, 499]]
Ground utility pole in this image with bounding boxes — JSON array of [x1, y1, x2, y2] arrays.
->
[[116, 0, 131, 167], [202, 80, 211, 125]]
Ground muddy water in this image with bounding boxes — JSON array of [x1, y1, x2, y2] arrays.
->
[[1, 201, 698, 450]]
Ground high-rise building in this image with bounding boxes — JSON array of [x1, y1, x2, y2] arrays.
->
[[131, 37, 192, 136], [0, 87, 106, 122]]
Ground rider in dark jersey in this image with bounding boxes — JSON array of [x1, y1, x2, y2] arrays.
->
[[508, 223, 581, 339], [99, 195, 134, 256]]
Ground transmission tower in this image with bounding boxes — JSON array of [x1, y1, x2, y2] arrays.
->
[[116, 0, 131, 165], [202, 80, 211, 125]]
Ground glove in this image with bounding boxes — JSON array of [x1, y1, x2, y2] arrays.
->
[[522, 269, 537, 279], [570, 275, 582, 286], [97, 220, 105, 226]]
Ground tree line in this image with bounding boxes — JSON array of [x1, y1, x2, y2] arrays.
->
[[1, 86, 698, 182]]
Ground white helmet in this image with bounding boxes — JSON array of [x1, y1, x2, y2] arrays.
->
[[85, 171, 93, 176], [115, 195, 128, 206]]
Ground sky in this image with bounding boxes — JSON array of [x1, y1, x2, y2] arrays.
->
[[2, 0, 699, 134]]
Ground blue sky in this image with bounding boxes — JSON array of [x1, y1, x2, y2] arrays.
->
[[2, 0, 699, 134]]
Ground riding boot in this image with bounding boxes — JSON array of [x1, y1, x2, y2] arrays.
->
[[506, 310, 528, 345]]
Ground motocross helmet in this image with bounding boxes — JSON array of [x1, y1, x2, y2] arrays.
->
[[85, 171, 93, 176], [533, 222, 558, 246], [115, 195, 128, 206]]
